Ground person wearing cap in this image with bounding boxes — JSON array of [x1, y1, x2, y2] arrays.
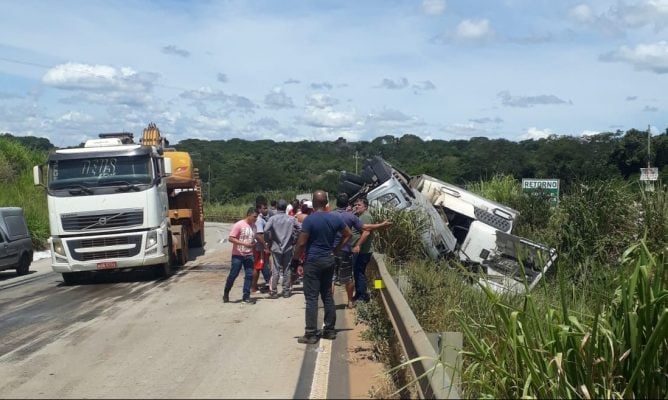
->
[[290, 190, 352, 344], [264, 199, 302, 298]]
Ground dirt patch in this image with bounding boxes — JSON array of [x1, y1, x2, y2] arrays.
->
[[342, 307, 398, 399]]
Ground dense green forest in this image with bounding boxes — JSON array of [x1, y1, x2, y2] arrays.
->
[[174, 128, 668, 202], [2, 128, 667, 204]]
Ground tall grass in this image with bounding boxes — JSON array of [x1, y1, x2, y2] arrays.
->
[[638, 181, 668, 253], [456, 241, 667, 398], [0, 139, 49, 248]]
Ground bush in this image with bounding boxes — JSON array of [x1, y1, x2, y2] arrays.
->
[[557, 180, 639, 272]]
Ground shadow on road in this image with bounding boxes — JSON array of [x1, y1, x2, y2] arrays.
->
[[0, 270, 36, 282]]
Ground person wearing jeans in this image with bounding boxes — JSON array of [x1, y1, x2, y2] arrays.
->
[[264, 199, 302, 298], [223, 207, 258, 305], [225, 255, 255, 302], [291, 190, 352, 344]]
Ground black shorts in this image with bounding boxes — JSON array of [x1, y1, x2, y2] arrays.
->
[[334, 252, 353, 284]]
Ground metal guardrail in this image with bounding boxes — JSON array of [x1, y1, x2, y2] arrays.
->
[[371, 253, 461, 399]]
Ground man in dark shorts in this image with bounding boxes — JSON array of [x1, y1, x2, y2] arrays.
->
[[291, 190, 352, 344], [331, 193, 392, 309]]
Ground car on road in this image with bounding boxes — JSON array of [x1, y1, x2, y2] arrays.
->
[[0, 207, 33, 276]]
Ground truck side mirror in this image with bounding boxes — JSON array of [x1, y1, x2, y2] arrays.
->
[[163, 157, 172, 177], [33, 165, 44, 187]]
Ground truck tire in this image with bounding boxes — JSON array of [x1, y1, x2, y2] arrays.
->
[[154, 263, 173, 279], [62, 272, 83, 285], [338, 180, 363, 197], [176, 232, 189, 266], [189, 230, 204, 248], [368, 156, 393, 184], [340, 171, 365, 186], [16, 253, 31, 276]]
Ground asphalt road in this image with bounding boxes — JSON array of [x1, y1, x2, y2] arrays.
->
[[0, 222, 353, 399]]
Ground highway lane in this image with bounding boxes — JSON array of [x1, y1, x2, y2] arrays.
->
[[0, 222, 326, 399]]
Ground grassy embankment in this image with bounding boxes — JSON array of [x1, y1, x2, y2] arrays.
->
[[359, 175, 667, 399], [0, 138, 49, 249]]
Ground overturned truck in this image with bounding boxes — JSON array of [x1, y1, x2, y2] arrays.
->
[[339, 156, 557, 293]]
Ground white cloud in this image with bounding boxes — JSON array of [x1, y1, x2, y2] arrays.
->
[[570, 4, 593, 22], [580, 130, 601, 136], [264, 86, 295, 109], [306, 93, 339, 109], [600, 41, 668, 73], [498, 91, 570, 107], [161, 45, 190, 58], [522, 127, 554, 140], [302, 107, 358, 128], [58, 111, 93, 123], [421, 0, 446, 15], [455, 19, 492, 40], [42, 63, 157, 92], [180, 86, 257, 111], [189, 115, 231, 131], [375, 77, 409, 90]]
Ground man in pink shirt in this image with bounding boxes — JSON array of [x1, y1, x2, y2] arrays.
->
[[223, 207, 258, 305]]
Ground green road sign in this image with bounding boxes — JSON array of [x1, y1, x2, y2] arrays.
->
[[522, 178, 560, 207]]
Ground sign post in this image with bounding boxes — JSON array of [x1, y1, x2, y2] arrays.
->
[[522, 178, 560, 207]]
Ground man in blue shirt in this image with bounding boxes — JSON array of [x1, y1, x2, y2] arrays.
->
[[291, 190, 352, 344]]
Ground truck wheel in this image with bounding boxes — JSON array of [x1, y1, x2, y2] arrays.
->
[[176, 233, 189, 266], [189, 230, 204, 248], [62, 272, 82, 285], [154, 263, 173, 279], [16, 253, 31, 276]]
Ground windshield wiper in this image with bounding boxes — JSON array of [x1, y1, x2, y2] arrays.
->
[[107, 181, 142, 192], [64, 184, 94, 195]]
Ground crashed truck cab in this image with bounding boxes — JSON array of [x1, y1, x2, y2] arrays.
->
[[338, 156, 557, 293]]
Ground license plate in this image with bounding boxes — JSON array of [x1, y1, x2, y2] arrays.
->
[[97, 261, 117, 270]]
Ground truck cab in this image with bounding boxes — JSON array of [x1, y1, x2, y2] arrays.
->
[[34, 134, 174, 283], [339, 156, 557, 293]]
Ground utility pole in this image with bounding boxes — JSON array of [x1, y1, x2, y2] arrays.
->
[[353, 151, 361, 174], [647, 124, 651, 168], [207, 163, 211, 203]]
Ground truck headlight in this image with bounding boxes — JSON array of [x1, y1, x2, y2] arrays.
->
[[53, 239, 66, 257], [146, 231, 158, 249]]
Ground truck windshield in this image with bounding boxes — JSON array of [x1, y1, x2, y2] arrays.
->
[[48, 155, 153, 190]]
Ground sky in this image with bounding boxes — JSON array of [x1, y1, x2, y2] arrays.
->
[[0, 0, 667, 147]]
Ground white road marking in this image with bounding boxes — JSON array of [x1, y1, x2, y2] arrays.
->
[[309, 339, 332, 399]]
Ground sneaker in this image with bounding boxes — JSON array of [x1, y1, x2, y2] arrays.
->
[[268, 292, 280, 299], [297, 335, 319, 344], [241, 298, 256, 305], [282, 291, 291, 298], [222, 293, 230, 303], [321, 330, 337, 340]]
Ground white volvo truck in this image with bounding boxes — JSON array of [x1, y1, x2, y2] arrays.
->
[[34, 131, 174, 284]]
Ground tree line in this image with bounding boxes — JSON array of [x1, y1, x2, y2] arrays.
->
[[3, 128, 666, 203]]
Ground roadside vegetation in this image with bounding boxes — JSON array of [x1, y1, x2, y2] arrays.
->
[[365, 176, 667, 399], [0, 137, 49, 248]]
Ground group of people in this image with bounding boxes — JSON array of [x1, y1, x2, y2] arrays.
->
[[223, 190, 391, 344]]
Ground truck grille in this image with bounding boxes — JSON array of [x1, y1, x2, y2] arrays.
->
[[61, 209, 143, 232], [67, 235, 143, 261], [474, 207, 511, 233]]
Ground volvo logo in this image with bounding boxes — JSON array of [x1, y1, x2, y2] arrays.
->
[[98, 217, 107, 225]]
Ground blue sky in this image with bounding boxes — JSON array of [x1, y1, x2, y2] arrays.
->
[[0, 0, 666, 147]]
